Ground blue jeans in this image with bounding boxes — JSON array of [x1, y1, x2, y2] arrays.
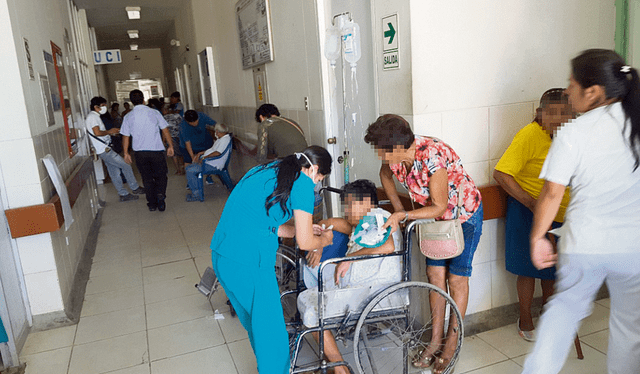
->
[[99, 150, 140, 196], [427, 203, 484, 277], [186, 162, 221, 199]]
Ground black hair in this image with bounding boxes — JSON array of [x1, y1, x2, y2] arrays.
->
[[111, 102, 119, 111], [341, 179, 378, 206], [256, 145, 332, 217], [170, 91, 181, 99], [124, 102, 130, 107], [148, 98, 162, 112], [90, 96, 107, 112], [129, 89, 144, 105], [534, 88, 570, 125], [364, 114, 415, 152], [184, 110, 199, 122], [571, 49, 640, 170], [255, 103, 280, 122]]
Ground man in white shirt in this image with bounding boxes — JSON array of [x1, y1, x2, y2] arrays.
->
[[121, 90, 175, 211], [86, 96, 144, 202], [185, 123, 233, 201]]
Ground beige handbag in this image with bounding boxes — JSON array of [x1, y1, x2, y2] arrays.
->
[[416, 189, 465, 260]]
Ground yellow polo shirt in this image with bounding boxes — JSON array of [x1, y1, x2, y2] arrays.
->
[[495, 122, 571, 222]]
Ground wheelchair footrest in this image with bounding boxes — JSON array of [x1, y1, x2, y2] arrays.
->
[[195, 267, 218, 297]]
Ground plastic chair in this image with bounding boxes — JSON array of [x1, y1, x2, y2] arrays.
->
[[197, 137, 234, 200]]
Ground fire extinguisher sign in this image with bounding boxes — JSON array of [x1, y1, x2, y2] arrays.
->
[[382, 14, 399, 70]]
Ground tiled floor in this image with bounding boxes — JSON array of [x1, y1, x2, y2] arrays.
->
[[18, 170, 611, 373]]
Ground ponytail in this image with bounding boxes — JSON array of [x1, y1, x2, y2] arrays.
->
[[571, 49, 640, 170], [622, 68, 640, 170], [261, 145, 332, 218]]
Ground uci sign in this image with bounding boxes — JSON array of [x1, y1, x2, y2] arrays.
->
[[93, 50, 122, 65]]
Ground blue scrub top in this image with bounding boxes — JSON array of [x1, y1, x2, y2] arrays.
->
[[180, 112, 215, 149], [211, 163, 315, 268]]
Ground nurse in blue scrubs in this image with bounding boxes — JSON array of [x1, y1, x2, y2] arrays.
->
[[210, 145, 334, 373]]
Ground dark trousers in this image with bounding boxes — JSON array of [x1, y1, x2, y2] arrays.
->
[[134, 151, 168, 208]]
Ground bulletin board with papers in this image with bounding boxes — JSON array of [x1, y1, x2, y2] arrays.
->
[[236, 0, 274, 69]]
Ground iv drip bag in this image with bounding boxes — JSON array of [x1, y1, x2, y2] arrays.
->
[[324, 26, 341, 63], [342, 20, 361, 68]]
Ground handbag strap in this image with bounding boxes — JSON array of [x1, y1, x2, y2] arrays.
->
[[405, 179, 464, 220], [88, 130, 111, 146]]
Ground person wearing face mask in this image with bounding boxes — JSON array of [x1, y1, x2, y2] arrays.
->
[[210, 146, 333, 374], [185, 123, 233, 201], [86, 96, 144, 202]]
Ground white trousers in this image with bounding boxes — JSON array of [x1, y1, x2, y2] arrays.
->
[[522, 253, 640, 374]]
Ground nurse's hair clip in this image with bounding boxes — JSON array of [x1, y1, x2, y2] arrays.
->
[[620, 65, 632, 74]]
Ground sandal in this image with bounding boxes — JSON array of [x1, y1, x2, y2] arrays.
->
[[433, 356, 452, 374], [412, 348, 438, 368]]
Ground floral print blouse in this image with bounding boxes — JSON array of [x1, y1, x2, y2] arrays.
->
[[390, 136, 482, 223]]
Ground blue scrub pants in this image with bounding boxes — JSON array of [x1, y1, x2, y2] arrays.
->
[[212, 252, 290, 374]]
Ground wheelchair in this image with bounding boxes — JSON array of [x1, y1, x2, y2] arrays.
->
[[278, 219, 464, 374]]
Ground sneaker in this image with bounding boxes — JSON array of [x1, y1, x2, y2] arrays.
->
[[186, 193, 203, 202], [131, 187, 145, 195], [157, 195, 166, 212], [205, 176, 214, 185], [517, 318, 535, 342], [119, 194, 139, 202], [186, 183, 190, 190]]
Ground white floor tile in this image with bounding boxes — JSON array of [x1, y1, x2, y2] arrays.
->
[[21, 346, 72, 374], [20, 324, 77, 356], [142, 259, 199, 285], [217, 312, 249, 343], [141, 246, 193, 268], [454, 336, 510, 374], [228, 339, 258, 374], [104, 364, 151, 374], [578, 303, 610, 336], [193, 254, 212, 276], [81, 286, 144, 317], [460, 359, 523, 374], [594, 298, 610, 309], [85, 268, 143, 295], [148, 316, 225, 361], [75, 305, 147, 345], [580, 329, 609, 355], [145, 294, 213, 329], [512, 343, 607, 374], [90, 256, 142, 279], [143, 271, 202, 304], [68, 331, 148, 374], [150, 345, 238, 374], [477, 322, 535, 358]]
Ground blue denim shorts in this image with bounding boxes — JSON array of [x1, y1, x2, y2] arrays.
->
[[427, 202, 483, 277]]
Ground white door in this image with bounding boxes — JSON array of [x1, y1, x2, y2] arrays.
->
[[183, 64, 193, 110], [0, 186, 30, 366]]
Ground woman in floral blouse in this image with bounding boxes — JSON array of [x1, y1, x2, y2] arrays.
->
[[365, 114, 483, 374]]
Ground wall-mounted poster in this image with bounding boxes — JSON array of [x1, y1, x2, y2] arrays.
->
[[236, 0, 274, 69], [39, 74, 55, 126], [43, 51, 61, 111]]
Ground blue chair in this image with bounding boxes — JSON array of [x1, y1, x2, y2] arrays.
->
[[197, 137, 235, 200]]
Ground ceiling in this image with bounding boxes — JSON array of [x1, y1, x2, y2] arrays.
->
[[74, 0, 181, 50]]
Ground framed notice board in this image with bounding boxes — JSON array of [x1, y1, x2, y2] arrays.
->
[[236, 0, 274, 69]]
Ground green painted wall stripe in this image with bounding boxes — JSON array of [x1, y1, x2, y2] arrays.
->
[[615, 0, 629, 59]]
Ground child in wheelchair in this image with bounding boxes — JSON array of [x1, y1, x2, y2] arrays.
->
[[297, 179, 402, 374]]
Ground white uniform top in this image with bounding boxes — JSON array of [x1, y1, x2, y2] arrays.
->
[[85, 111, 110, 154], [203, 134, 231, 170], [541, 102, 640, 254]]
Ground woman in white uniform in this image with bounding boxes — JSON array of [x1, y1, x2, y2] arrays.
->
[[523, 49, 640, 374]]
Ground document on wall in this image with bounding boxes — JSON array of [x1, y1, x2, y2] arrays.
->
[[42, 154, 74, 230]]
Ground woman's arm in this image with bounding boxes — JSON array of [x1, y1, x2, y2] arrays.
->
[[293, 210, 333, 250], [380, 163, 405, 212], [493, 170, 536, 210], [384, 168, 449, 232], [529, 181, 564, 269]]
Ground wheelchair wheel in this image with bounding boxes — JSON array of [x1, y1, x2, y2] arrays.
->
[[275, 246, 298, 320], [353, 281, 463, 374]]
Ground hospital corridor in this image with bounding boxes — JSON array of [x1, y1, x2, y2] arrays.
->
[[0, 0, 638, 373]]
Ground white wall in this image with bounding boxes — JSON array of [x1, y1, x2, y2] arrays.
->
[[103, 49, 166, 101]]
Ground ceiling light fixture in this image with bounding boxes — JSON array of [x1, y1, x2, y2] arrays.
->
[[127, 30, 139, 39], [126, 6, 140, 20], [130, 44, 139, 50]]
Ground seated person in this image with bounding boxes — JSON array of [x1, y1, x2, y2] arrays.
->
[[180, 110, 216, 165], [297, 179, 402, 374], [185, 123, 232, 201]]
